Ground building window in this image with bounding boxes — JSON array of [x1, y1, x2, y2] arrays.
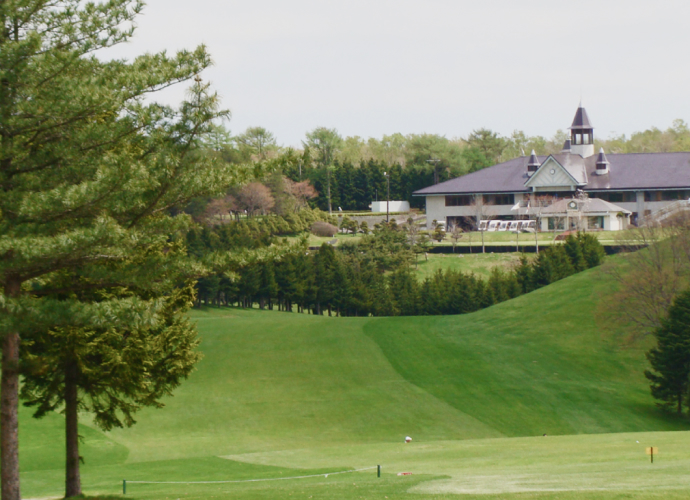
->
[[445, 195, 472, 206], [641, 191, 688, 202], [483, 194, 514, 205], [661, 190, 689, 201], [547, 217, 565, 230], [590, 192, 635, 203], [587, 216, 604, 229]]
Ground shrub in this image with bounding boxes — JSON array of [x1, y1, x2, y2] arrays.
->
[[311, 221, 338, 237]]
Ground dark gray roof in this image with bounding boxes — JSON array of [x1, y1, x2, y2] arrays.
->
[[570, 106, 593, 130], [413, 151, 690, 196], [527, 150, 539, 167]]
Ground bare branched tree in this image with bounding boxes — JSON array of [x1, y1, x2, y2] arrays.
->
[[468, 196, 495, 253], [238, 182, 275, 216], [285, 179, 318, 212], [448, 224, 463, 253], [605, 215, 690, 341], [405, 217, 420, 247], [202, 196, 236, 225]]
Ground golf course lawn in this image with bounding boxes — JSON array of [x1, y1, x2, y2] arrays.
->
[[19, 254, 690, 499], [413, 251, 529, 280]]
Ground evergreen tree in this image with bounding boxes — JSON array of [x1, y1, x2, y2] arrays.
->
[[578, 232, 606, 268], [257, 261, 278, 309], [336, 162, 357, 209], [645, 290, 690, 414], [564, 235, 586, 272], [0, 3, 237, 497], [21, 284, 201, 495], [549, 246, 576, 281], [388, 269, 419, 316], [488, 267, 511, 304], [515, 255, 535, 293], [314, 244, 344, 315]]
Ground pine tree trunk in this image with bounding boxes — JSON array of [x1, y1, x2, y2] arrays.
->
[[65, 362, 82, 498], [1, 277, 21, 500]]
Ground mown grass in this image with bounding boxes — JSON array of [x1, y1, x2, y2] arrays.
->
[[433, 229, 630, 247], [19, 253, 690, 499], [414, 251, 529, 280]]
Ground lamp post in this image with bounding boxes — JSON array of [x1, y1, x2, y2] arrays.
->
[[384, 171, 390, 223]]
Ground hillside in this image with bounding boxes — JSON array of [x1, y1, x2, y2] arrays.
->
[[19, 254, 690, 498]]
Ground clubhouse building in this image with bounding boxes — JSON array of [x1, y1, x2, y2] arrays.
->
[[413, 106, 690, 231]]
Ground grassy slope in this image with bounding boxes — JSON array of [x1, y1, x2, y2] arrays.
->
[[414, 252, 528, 280], [365, 263, 686, 437], [19, 254, 690, 498], [103, 310, 499, 464]]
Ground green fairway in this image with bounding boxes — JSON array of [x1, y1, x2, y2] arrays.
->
[[21, 432, 690, 499], [414, 251, 529, 280], [433, 229, 629, 247], [19, 254, 690, 499]]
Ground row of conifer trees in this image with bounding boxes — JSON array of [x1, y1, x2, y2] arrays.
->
[[190, 223, 606, 317]]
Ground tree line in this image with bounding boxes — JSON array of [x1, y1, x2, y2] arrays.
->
[[196, 117, 690, 216], [189, 222, 606, 317]]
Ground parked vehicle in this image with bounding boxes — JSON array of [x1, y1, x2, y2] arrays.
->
[[521, 220, 536, 232]]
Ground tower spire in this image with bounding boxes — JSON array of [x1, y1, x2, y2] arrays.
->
[[569, 105, 595, 158]]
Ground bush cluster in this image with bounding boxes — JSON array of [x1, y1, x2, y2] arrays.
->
[[186, 208, 337, 256], [311, 221, 339, 237]]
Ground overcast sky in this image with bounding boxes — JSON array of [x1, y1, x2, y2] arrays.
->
[[106, 0, 690, 148]]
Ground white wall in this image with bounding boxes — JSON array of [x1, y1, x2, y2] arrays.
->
[[370, 201, 410, 213], [424, 195, 522, 229]]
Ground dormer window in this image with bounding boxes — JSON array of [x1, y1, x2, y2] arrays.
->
[[595, 148, 610, 175]]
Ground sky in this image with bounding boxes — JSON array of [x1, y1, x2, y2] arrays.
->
[[105, 0, 690, 148]]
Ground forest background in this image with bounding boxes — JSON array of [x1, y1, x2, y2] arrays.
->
[[196, 119, 690, 217]]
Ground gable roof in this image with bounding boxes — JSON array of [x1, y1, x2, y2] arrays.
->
[[524, 155, 587, 188], [413, 151, 690, 196]]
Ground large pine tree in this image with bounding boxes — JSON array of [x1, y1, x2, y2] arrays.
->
[[20, 281, 201, 497], [0, 2, 242, 498], [645, 290, 690, 415]]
